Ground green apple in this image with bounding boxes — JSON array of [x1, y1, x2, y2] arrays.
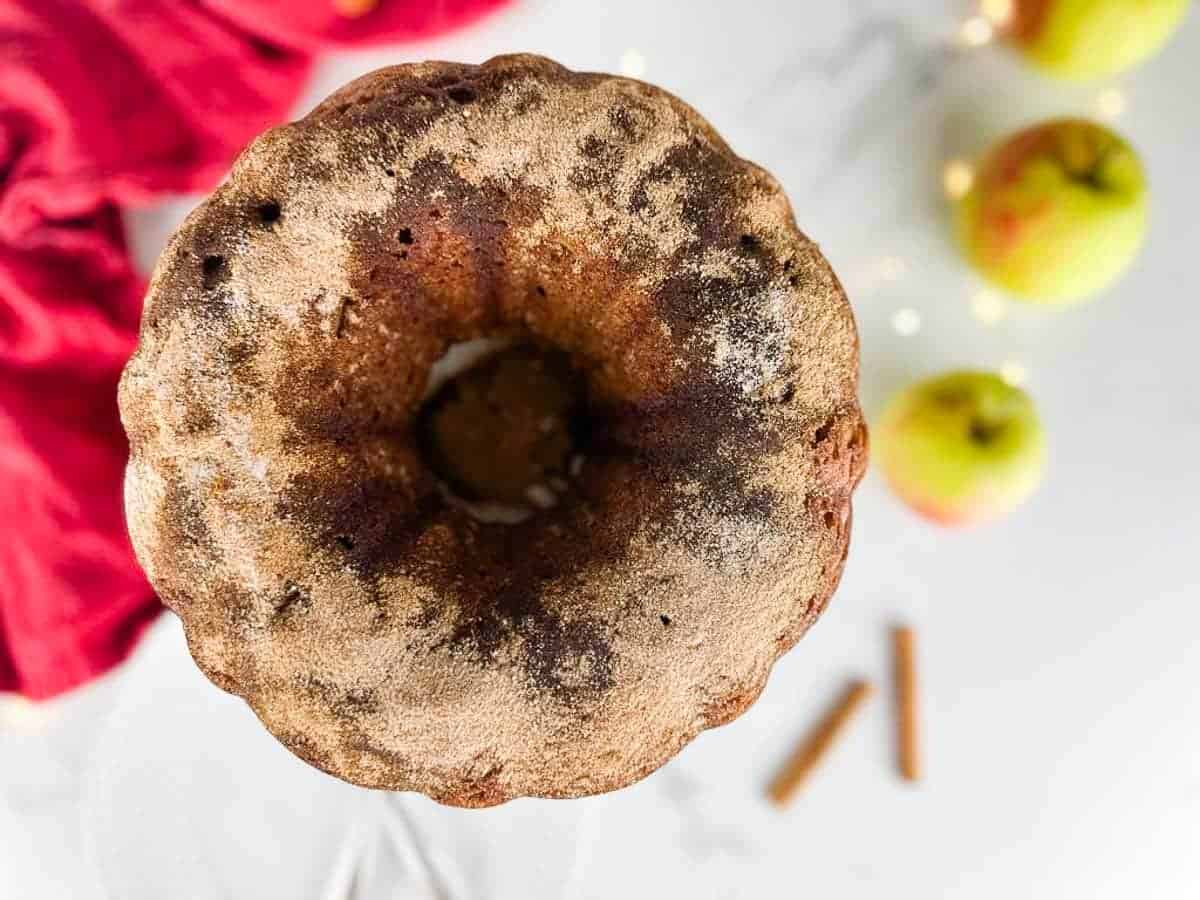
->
[[954, 118, 1147, 304], [1009, 0, 1191, 80], [875, 371, 1046, 526]]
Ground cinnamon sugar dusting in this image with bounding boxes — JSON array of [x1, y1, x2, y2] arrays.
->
[[118, 55, 865, 806]]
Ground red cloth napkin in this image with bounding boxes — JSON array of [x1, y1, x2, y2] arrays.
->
[[0, 0, 509, 699]]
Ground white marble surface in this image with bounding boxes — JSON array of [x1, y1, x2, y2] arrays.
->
[[5, 1, 1200, 897]]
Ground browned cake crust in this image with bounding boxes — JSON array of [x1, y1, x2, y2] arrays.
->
[[118, 54, 867, 807]]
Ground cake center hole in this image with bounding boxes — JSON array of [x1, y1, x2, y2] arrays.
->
[[418, 341, 587, 522]]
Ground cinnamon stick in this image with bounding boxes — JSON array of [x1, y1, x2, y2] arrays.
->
[[893, 625, 920, 782], [767, 680, 873, 807]]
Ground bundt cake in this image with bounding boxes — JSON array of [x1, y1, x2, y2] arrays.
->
[[118, 54, 867, 806]]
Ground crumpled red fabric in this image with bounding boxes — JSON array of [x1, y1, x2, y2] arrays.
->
[[0, 0, 508, 699]]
